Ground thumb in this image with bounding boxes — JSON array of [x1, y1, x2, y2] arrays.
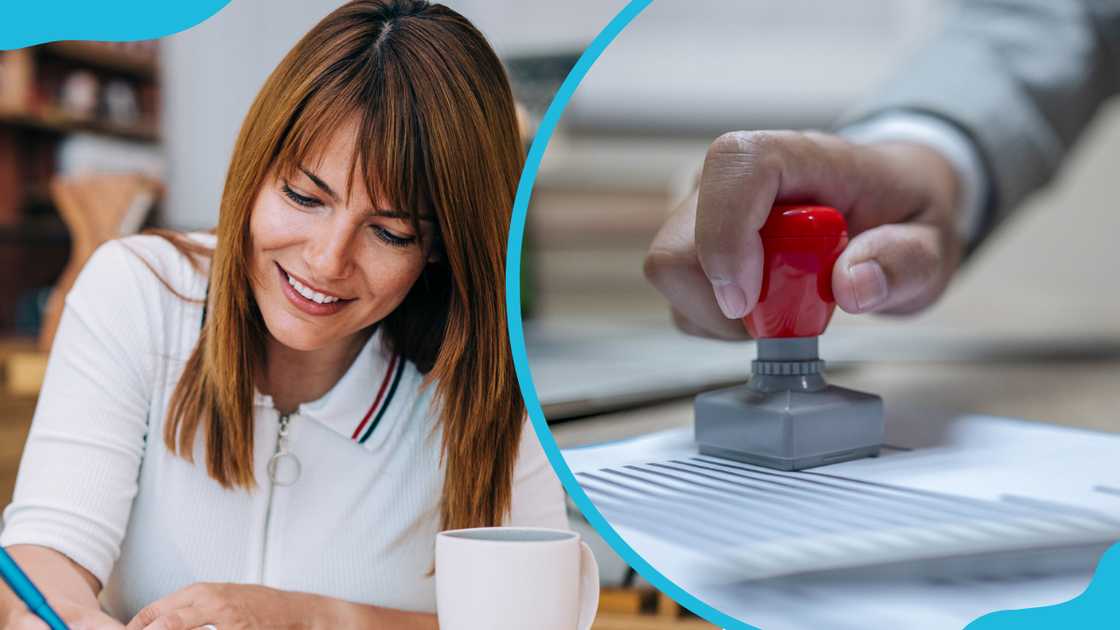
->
[[832, 222, 953, 315]]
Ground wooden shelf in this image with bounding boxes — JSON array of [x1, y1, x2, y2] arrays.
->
[[0, 336, 38, 355], [0, 337, 39, 505], [0, 41, 162, 340], [0, 108, 159, 142], [0, 396, 36, 507], [40, 41, 157, 79], [3, 352, 46, 398], [0, 336, 44, 397]]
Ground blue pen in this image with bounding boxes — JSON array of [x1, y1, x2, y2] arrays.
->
[[0, 547, 69, 630]]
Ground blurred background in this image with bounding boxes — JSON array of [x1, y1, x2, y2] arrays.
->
[[524, 0, 1120, 434], [529, 0, 942, 319], [0, 0, 614, 497]]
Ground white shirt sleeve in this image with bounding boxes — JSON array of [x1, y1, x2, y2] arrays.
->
[[506, 417, 569, 530], [839, 112, 989, 248], [0, 240, 160, 586]]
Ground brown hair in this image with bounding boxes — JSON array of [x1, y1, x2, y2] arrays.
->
[[153, 0, 524, 531]]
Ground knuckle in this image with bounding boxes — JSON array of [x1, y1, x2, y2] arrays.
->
[[744, 129, 777, 149], [707, 130, 772, 160], [643, 246, 698, 293], [708, 130, 751, 157], [189, 582, 218, 603], [642, 247, 676, 287], [744, 131, 788, 175], [700, 131, 792, 210]]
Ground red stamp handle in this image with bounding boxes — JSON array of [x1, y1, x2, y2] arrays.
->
[[743, 204, 848, 339]]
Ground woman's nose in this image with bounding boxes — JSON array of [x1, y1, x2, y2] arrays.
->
[[305, 220, 357, 280]]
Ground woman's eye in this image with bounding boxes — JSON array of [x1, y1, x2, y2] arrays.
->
[[372, 225, 416, 248], [281, 183, 320, 207]]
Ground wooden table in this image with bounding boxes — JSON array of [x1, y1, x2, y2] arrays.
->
[[594, 614, 715, 630]]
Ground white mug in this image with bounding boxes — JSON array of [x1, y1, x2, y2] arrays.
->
[[436, 527, 599, 630]]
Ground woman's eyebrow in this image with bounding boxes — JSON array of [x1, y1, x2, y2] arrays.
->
[[297, 165, 434, 222], [298, 166, 339, 202]]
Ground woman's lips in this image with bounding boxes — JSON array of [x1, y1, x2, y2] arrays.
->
[[276, 263, 353, 317]]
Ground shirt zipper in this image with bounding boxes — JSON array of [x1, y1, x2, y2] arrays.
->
[[259, 411, 298, 583]]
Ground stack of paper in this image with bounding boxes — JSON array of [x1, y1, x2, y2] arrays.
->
[[563, 409, 1119, 627]]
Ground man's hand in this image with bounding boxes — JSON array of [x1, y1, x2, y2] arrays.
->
[[645, 130, 964, 339]]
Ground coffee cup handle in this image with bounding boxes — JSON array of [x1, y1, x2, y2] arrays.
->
[[576, 541, 600, 630]]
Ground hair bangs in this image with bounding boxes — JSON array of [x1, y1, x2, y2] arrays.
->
[[270, 48, 437, 247]]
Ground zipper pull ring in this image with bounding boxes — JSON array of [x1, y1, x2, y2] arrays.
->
[[268, 413, 302, 486]]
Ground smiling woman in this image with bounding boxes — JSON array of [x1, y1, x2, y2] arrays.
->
[[0, 2, 565, 629], [251, 121, 436, 352]]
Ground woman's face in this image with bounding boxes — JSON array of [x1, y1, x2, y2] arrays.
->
[[249, 118, 436, 352]]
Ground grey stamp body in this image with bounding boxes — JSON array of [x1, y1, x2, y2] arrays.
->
[[694, 338, 883, 471]]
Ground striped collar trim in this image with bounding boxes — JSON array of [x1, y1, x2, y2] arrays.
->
[[254, 326, 410, 446], [350, 351, 405, 444]]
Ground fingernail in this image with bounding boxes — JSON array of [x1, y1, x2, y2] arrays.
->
[[848, 261, 889, 312], [711, 280, 748, 319]]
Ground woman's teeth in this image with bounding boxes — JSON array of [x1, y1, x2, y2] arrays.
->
[[287, 273, 340, 304]]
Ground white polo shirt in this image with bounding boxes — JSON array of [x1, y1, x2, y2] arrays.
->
[[0, 233, 567, 620]]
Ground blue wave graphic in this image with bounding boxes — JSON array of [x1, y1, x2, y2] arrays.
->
[[967, 542, 1118, 629], [1, 1, 231, 50], [504, 1, 755, 628]]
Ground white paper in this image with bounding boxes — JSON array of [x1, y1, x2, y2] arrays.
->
[[562, 410, 1119, 628]]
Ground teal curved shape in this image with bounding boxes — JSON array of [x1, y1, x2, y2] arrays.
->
[[503, 2, 1120, 629], [966, 542, 1119, 629], [1, 1, 231, 50], [503, 1, 754, 628]]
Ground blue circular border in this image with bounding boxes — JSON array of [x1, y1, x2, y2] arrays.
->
[[503, 1, 752, 628], [503, 2, 1119, 629]]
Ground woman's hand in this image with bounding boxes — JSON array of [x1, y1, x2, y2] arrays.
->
[[3, 598, 124, 630], [644, 130, 964, 339], [125, 583, 312, 630]]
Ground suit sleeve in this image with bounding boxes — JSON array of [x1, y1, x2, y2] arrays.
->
[[842, 0, 1120, 244], [0, 240, 162, 586]]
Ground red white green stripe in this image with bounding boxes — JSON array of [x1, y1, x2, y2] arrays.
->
[[351, 353, 404, 443]]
